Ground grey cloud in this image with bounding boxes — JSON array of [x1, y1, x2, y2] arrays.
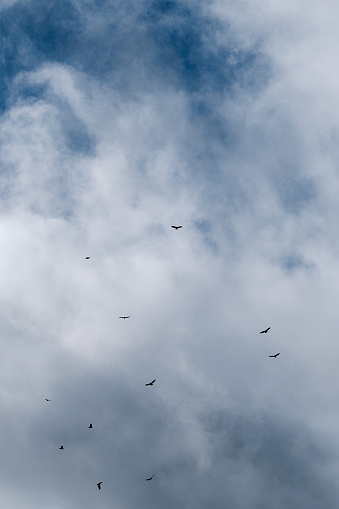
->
[[1, 0, 339, 508]]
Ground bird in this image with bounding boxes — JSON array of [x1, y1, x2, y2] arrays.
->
[[269, 353, 280, 358], [119, 316, 130, 319], [146, 474, 155, 481], [171, 225, 182, 230], [85, 257, 90, 259], [59, 445, 64, 450], [45, 398, 51, 401], [145, 379, 156, 386], [97, 482, 102, 490], [88, 423, 93, 428], [260, 327, 271, 334]]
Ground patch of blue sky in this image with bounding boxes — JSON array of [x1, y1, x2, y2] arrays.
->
[[280, 253, 315, 274], [0, 0, 272, 214], [6, 71, 96, 158], [1, 0, 270, 98], [143, 0, 270, 95]]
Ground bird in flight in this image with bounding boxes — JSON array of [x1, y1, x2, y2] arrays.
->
[[45, 398, 51, 401], [97, 482, 103, 490], [59, 445, 64, 450], [146, 474, 155, 481], [85, 257, 90, 259], [145, 379, 156, 386], [119, 316, 130, 319], [260, 327, 271, 334], [88, 423, 93, 429], [269, 353, 280, 358], [171, 225, 182, 230]]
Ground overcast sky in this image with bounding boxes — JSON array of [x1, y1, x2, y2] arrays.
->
[[1, 0, 339, 507]]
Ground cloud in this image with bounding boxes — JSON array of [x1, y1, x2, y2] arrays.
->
[[1, 0, 339, 508]]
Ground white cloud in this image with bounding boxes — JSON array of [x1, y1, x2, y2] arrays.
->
[[1, 1, 339, 506]]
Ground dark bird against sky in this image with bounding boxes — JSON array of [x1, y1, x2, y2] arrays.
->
[[85, 256, 90, 259], [171, 225, 182, 230], [119, 316, 130, 319], [88, 423, 93, 428], [97, 482, 102, 490], [146, 474, 155, 481], [59, 445, 64, 450], [269, 353, 280, 358], [145, 379, 156, 386], [45, 398, 51, 401], [260, 327, 271, 334]]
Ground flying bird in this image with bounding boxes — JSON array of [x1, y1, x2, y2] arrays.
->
[[119, 316, 130, 319], [45, 398, 51, 401], [260, 327, 271, 334], [59, 445, 64, 450], [88, 423, 93, 429], [97, 482, 102, 490], [85, 257, 90, 259], [145, 379, 156, 386], [146, 474, 155, 481], [269, 353, 280, 358], [171, 225, 182, 230]]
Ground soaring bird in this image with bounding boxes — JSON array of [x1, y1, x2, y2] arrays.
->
[[145, 379, 156, 386], [59, 445, 64, 450], [88, 423, 93, 429], [171, 225, 182, 230], [97, 482, 102, 490], [146, 474, 155, 481], [260, 327, 271, 334], [119, 316, 130, 319], [85, 257, 90, 259], [45, 398, 51, 401], [269, 353, 280, 358]]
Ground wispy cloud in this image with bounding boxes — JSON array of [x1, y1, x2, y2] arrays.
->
[[1, 0, 339, 507]]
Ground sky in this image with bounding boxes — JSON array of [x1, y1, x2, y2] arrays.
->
[[1, 0, 339, 507]]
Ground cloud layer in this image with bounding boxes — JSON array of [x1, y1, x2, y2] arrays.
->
[[1, 0, 339, 507]]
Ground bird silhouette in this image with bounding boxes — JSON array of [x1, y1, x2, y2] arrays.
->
[[85, 257, 90, 259], [45, 398, 51, 401], [146, 474, 155, 481], [88, 423, 93, 429], [260, 327, 271, 334], [269, 353, 280, 358], [171, 225, 182, 230], [145, 379, 156, 386], [97, 482, 102, 490], [59, 445, 64, 450], [119, 316, 130, 319]]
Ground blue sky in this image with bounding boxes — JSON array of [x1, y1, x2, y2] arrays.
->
[[1, 0, 339, 508]]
